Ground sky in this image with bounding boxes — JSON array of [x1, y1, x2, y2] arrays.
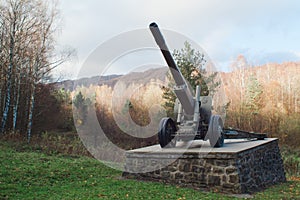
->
[[54, 0, 300, 79]]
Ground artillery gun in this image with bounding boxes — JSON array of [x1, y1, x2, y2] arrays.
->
[[149, 22, 266, 148]]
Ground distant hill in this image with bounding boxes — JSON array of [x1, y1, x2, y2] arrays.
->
[[54, 67, 168, 91], [53, 74, 121, 91]]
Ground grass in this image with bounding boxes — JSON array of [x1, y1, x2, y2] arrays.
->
[[281, 146, 300, 177], [0, 139, 300, 199]]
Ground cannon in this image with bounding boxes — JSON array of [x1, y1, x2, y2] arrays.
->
[[149, 22, 266, 148]]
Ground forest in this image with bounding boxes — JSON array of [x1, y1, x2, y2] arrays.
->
[[67, 56, 300, 149], [0, 0, 71, 140]]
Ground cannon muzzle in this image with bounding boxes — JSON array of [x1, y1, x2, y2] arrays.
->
[[149, 23, 168, 52]]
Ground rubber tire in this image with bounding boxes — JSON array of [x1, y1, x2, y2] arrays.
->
[[208, 115, 224, 148], [158, 117, 177, 148]]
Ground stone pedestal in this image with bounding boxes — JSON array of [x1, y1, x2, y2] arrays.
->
[[123, 138, 286, 194]]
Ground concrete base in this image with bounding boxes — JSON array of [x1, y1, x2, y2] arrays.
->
[[123, 138, 286, 194]]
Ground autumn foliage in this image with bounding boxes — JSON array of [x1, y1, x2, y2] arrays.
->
[[223, 56, 300, 147], [24, 54, 300, 150], [63, 57, 300, 149]]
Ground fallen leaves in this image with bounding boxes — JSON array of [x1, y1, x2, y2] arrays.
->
[[289, 176, 300, 181]]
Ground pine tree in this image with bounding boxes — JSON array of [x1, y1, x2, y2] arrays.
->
[[162, 41, 220, 118], [245, 75, 263, 115], [73, 91, 89, 125]]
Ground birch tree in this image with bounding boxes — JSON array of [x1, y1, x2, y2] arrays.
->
[[0, 0, 71, 140]]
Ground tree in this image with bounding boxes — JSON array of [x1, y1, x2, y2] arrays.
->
[[73, 91, 90, 126], [245, 75, 263, 114], [0, 0, 72, 141], [227, 55, 249, 128], [162, 41, 220, 118]]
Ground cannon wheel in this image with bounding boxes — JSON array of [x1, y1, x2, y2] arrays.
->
[[208, 115, 224, 147], [158, 117, 177, 148]]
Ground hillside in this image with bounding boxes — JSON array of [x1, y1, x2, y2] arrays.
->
[[65, 58, 300, 119], [54, 67, 169, 91], [53, 74, 122, 91], [52, 58, 300, 148], [57, 59, 300, 108]]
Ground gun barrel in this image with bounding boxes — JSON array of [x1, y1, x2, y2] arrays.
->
[[149, 22, 185, 86], [149, 22, 195, 115]]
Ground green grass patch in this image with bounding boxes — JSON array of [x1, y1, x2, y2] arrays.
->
[[281, 146, 300, 177], [1, 141, 300, 199]]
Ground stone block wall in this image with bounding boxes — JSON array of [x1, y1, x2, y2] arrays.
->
[[236, 140, 286, 193], [123, 139, 286, 194]]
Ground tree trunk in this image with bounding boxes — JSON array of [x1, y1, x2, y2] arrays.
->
[[27, 83, 36, 142], [0, 22, 15, 133], [12, 74, 21, 131]]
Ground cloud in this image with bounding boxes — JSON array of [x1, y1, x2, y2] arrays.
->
[[293, 51, 300, 59], [260, 51, 300, 64], [55, 0, 300, 78]]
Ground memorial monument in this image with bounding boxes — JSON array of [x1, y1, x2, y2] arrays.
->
[[123, 23, 286, 194]]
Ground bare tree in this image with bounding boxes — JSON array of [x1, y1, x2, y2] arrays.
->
[[0, 0, 72, 140]]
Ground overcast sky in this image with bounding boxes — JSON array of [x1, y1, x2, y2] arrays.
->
[[55, 0, 300, 79]]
